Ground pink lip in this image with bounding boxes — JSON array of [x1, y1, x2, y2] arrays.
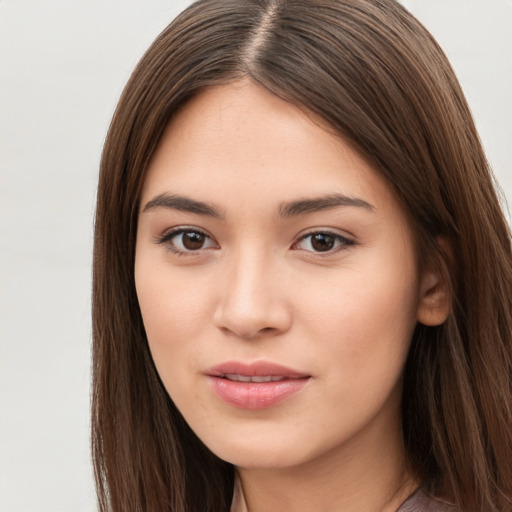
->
[[206, 361, 310, 410]]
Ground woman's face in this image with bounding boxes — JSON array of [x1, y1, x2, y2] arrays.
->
[[135, 80, 437, 470]]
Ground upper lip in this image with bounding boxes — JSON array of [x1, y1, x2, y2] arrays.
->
[[206, 361, 310, 379]]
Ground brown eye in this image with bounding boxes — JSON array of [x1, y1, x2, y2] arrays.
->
[[182, 231, 206, 250], [160, 228, 217, 253], [294, 231, 354, 254], [310, 233, 335, 252]]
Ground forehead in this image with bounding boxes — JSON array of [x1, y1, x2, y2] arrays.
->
[[141, 79, 400, 220]]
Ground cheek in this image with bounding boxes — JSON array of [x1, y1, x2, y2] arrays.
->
[[135, 241, 214, 325], [297, 254, 420, 377], [134, 258, 212, 387]]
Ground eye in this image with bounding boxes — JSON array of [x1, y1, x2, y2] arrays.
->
[[158, 228, 217, 254], [294, 231, 354, 253]]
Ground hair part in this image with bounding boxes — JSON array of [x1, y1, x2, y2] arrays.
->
[[92, 1, 512, 510]]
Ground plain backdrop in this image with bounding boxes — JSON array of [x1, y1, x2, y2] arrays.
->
[[0, 1, 510, 511]]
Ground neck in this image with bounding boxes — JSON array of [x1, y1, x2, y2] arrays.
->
[[236, 402, 417, 512]]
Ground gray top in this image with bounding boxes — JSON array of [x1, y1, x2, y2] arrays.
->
[[397, 488, 456, 512], [231, 479, 458, 512]]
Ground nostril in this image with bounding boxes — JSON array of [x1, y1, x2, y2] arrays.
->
[[216, 324, 280, 341]]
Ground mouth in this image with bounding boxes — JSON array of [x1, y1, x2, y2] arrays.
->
[[207, 360, 309, 379], [221, 374, 288, 383], [206, 361, 311, 409]]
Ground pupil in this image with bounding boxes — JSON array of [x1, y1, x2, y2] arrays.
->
[[312, 233, 334, 252], [183, 232, 205, 250]]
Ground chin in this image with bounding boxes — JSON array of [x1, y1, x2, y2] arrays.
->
[[198, 429, 320, 470], [215, 446, 305, 470]]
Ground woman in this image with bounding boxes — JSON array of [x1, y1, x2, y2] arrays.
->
[[92, 0, 512, 511]]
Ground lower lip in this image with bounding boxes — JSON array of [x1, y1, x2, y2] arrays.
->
[[208, 376, 309, 409]]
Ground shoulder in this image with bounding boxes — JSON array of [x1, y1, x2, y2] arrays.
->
[[397, 488, 458, 512]]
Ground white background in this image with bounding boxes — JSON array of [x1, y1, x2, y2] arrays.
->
[[0, 1, 510, 511]]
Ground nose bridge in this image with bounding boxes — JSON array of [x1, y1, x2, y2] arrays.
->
[[214, 243, 290, 338]]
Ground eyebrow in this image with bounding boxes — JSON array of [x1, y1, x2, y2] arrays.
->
[[141, 192, 374, 218], [142, 193, 223, 218], [278, 194, 374, 217]]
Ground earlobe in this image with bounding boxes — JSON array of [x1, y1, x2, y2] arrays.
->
[[417, 269, 451, 326], [417, 237, 452, 326]]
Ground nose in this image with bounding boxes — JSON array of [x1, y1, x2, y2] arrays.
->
[[213, 251, 292, 340]]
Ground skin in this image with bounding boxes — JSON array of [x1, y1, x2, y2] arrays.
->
[[135, 79, 448, 512]]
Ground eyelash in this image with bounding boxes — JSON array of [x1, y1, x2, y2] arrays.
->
[[156, 227, 355, 256]]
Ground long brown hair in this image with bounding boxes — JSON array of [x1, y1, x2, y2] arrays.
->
[[92, 1, 512, 510]]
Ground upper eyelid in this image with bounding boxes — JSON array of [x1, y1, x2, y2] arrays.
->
[[295, 227, 356, 242], [156, 226, 214, 243]]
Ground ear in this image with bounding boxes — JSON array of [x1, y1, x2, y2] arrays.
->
[[416, 239, 452, 326]]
